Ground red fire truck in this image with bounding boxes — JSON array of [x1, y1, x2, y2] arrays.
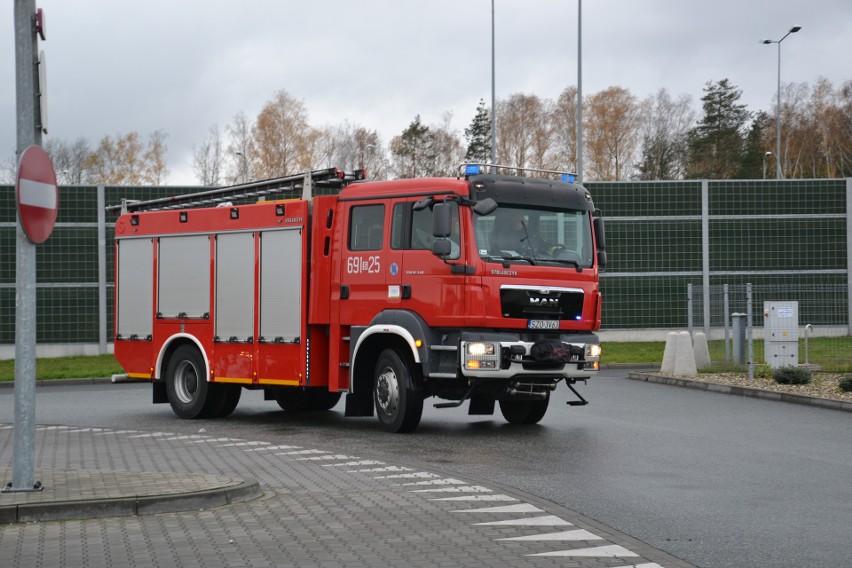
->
[[110, 164, 605, 432]]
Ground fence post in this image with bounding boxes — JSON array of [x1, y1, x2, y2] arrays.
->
[[723, 283, 730, 362], [846, 178, 851, 336], [687, 283, 693, 337], [747, 283, 754, 380], [701, 180, 710, 338], [97, 184, 107, 355]]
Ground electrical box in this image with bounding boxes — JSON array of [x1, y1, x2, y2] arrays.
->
[[764, 301, 798, 368]]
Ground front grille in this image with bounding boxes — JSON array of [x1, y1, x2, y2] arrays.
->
[[500, 287, 584, 320]]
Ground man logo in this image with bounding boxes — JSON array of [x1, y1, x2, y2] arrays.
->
[[529, 297, 560, 307]]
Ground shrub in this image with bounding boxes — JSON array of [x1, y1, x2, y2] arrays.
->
[[839, 374, 852, 393], [772, 366, 812, 385]]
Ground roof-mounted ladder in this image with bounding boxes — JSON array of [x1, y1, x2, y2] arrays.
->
[[106, 168, 366, 214]]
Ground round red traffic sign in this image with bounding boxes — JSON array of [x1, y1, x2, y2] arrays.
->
[[16, 145, 59, 244]]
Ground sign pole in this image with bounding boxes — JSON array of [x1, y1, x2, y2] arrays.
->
[[7, 0, 43, 493]]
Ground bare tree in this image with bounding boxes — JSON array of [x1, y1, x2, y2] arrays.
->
[[552, 86, 579, 173], [585, 86, 644, 180], [637, 88, 695, 180], [192, 125, 225, 186], [85, 130, 169, 185], [142, 129, 169, 186], [225, 111, 254, 183], [252, 90, 316, 179]]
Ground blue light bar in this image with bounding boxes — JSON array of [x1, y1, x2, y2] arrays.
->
[[561, 173, 576, 183], [465, 164, 482, 176]]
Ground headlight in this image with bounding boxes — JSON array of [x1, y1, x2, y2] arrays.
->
[[463, 341, 500, 371], [585, 343, 601, 359]]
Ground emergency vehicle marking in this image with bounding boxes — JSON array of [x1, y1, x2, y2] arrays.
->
[[346, 255, 381, 274], [389, 262, 399, 276]]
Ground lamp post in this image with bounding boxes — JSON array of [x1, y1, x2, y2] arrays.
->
[[235, 151, 248, 183], [576, 0, 583, 184], [762, 26, 801, 179], [490, 0, 496, 168], [762, 151, 772, 180]]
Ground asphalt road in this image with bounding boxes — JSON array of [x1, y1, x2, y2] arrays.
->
[[2, 368, 850, 568]]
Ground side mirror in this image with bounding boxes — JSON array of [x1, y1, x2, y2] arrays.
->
[[593, 215, 607, 273], [431, 238, 452, 257], [432, 203, 452, 237], [473, 198, 498, 216]]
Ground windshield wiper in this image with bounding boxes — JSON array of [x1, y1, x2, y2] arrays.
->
[[547, 258, 584, 272], [499, 254, 537, 266]]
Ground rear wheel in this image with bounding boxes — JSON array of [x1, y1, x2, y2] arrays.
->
[[208, 384, 242, 418], [373, 349, 423, 433], [499, 392, 550, 425], [165, 345, 210, 419]]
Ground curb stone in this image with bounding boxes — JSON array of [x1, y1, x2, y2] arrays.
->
[[628, 372, 852, 413]]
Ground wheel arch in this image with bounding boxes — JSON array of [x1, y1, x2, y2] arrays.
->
[[351, 332, 419, 396], [156, 334, 210, 382]]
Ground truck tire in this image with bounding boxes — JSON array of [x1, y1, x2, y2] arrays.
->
[[165, 345, 211, 419], [499, 393, 550, 425], [273, 388, 341, 412], [373, 349, 423, 433], [208, 384, 242, 418]]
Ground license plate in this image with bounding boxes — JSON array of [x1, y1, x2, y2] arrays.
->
[[527, 319, 558, 330]]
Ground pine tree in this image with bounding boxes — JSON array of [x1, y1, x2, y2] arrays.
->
[[464, 99, 492, 163], [686, 79, 751, 179]]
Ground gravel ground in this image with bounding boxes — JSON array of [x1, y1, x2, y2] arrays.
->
[[660, 371, 852, 402]]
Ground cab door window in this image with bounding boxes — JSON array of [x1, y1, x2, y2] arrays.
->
[[348, 204, 385, 251], [406, 202, 460, 259]]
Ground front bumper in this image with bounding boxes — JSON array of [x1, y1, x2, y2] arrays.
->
[[460, 337, 600, 379]]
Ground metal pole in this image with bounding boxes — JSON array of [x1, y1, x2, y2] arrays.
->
[[576, 0, 583, 183], [775, 42, 782, 179], [97, 185, 107, 354], [701, 180, 710, 338], [747, 283, 754, 380], [846, 178, 852, 336], [9, 0, 43, 493], [687, 283, 693, 337], [723, 283, 730, 362], [490, 0, 496, 167]]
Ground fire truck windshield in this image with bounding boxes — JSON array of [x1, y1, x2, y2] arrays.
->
[[473, 206, 594, 268]]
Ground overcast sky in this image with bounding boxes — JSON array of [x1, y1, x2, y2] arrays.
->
[[3, 0, 850, 184]]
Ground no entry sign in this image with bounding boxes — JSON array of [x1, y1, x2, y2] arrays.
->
[[16, 145, 58, 244]]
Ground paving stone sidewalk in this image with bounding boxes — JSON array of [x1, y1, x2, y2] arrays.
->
[[0, 424, 695, 568]]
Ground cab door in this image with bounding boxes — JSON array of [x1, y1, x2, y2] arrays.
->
[[337, 201, 390, 326], [397, 200, 466, 326]]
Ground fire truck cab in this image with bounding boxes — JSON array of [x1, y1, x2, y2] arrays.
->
[[111, 165, 605, 432]]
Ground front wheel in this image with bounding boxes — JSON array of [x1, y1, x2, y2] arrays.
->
[[373, 349, 423, 433], [499, 392, 550, 425]]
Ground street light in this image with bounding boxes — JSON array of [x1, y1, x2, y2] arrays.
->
[[762, 151, 772, 180], [762, 25, 801, 179], [490, 0, 496, 168], [235, 151, 248, 183]]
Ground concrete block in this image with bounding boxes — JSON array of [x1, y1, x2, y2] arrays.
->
[[660, 332, 678, 374], [693, 331, 711, 369], [673, 331, 697, 377]]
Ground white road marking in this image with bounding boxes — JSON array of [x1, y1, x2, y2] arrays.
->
[[322, 460, 385, 467], [528, 544, 639, 558], [410, 486, 492, 493], [127, 432, 175, 438], [295, 454, 358, 461], [474, 515, 573, 526], [428, 494, 518, 502], [94, 430, 138, 435], [276, 449, 328, 456], [217, 441, 270, 447], [243, 445, 302, 452], [186, 437, 244, 443], [452, 503, 543, 514], [497, 529, 603, 541], [162, 435, 210, 441], [401, 478, 467, 486], [351, 466, 412, 473], [372, 471, 437, 479], [611, 564, 664, 568]]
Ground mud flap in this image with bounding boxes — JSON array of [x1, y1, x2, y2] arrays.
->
[[345, 391, 374, 417]]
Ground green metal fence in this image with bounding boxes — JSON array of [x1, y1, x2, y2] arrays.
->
[[1, 179, 850, 362]]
